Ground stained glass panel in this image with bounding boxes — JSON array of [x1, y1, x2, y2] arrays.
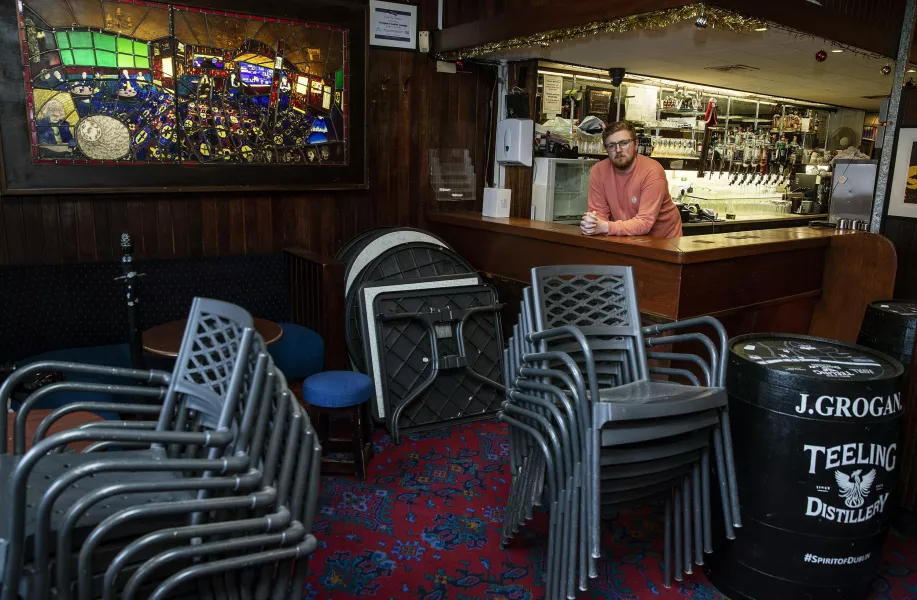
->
[[17, 0, 349, 165]]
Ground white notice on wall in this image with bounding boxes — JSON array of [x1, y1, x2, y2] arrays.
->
[[625, 85, 659, 123], [543, 75, 563, 116], [370, 1, 418, 50]]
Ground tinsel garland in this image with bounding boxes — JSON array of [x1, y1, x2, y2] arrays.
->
[[433, 4, 766, 61]]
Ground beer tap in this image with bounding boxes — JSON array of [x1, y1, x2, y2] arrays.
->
[[720, 135, 730, 179], [740, 160, 752, 186], [739, 132, 754, 186], [730, 131, 744, 185], [756, 138, 768, 185]]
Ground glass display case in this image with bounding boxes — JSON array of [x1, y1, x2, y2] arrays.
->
[[532, 157, 599, 223]]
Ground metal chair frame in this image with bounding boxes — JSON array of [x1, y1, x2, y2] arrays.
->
[[0, 298, 324, 600]]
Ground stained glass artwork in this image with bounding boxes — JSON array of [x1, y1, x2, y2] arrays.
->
[[17, 0, 349, 165]]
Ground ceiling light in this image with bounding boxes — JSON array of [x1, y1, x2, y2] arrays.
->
[[831, 49, 843, 53], [908, 69, 916, 73]]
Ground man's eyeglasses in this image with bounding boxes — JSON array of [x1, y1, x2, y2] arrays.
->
[[605, 139, 635, 152]]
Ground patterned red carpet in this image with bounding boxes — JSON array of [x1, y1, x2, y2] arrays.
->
[[303, 419, 917, 599]]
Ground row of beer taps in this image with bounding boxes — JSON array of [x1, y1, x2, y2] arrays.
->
[[702, 129, 801, 186]]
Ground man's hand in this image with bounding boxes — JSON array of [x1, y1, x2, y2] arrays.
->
[[580, 211, 609, 236]]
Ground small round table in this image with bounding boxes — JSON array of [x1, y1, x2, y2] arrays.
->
[[142, 318, 284, 358]]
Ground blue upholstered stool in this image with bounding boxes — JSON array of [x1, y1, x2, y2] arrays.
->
[[268, 323, 325, 382], [300, 371, 374, 479]]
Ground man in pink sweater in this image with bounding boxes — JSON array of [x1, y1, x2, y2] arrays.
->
[[580, 121, 683, 238]]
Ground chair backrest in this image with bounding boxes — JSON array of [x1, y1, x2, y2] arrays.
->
[[530, 265, 649, 380], [157, 298, 256, 434], [531, 266, 641, 335]]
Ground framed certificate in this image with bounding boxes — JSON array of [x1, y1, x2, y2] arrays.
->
[[369, 1, 418, 50]]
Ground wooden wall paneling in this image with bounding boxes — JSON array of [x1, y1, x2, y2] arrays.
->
[[0, 0, 493, 267], [108, 199, 127, 259], [38, 198, 60, 265], [0, 196, 7, 266], [411, 44, 434, 222], [57, 197, 79, 263], [369, 50, 397, 226], [396, 51, 414, 225], [504, 166, 533, 219], [285, 247, 347, 370], [479, 63, 499, 211], [1, 198, 21, 265], [501, 58, 538, 219], [174, 197, 192, 257], [154, 199, 172, 257], [140, 198, 160, 257], [884, 218, 913, 298], [809, 232, 897, 342]]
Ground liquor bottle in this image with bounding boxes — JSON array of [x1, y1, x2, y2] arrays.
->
[[776, 135, 787, 163]]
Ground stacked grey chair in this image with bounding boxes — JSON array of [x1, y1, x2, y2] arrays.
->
[[499, 266, 741, 599], [0, 297, 322, 600]]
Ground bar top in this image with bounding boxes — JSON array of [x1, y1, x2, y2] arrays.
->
[[425, 211, 849, 265]]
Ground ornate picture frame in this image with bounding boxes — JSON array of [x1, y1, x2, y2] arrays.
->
[[0, 0, 367, 193]]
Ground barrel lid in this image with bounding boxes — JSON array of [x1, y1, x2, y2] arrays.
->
[[731, 334, 899, 381], [868, 300, 917, 317]]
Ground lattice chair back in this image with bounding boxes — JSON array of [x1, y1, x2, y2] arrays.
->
[[157, 298, 256, 434], [530, 265, 648, 380]]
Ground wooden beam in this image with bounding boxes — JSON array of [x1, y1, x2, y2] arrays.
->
[[711, 0, 900, 60], [434, 0, 902, 60], [433, 0, 692, 55]]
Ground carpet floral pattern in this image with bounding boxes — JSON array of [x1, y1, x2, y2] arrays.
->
[[305, 419, 917, 599]]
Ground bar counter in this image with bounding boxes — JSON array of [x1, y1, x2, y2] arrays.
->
[[425, 211, 897, 342], [681, 213, 827, 236]]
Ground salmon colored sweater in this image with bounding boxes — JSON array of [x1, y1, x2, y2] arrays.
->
[[586, 155, 683, 238]]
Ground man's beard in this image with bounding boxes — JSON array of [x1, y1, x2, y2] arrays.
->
[[612, 153, 636, 170]]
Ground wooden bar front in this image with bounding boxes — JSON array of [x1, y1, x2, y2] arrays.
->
[[425, 211, 897, 341]]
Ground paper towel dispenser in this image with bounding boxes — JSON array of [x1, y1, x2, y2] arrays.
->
[[496, 119, 533, 167]]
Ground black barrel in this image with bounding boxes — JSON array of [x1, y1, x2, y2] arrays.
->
[[705, 333, 904, 600], [858, 301, 917, 367], [858, 301, 917, 521]]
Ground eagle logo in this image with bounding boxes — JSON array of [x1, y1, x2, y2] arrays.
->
[[835, 469, 876, 508]]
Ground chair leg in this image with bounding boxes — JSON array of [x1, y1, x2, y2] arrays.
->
[[352, 405, 368, 480], [712, 424, 735, 540], [692, 462, 703, 566], [313, 407, 331, 448], [720, 409, 742, 528], [664, 495, 672, 589], [674, 485, 683, 583], [683, 475, 692, 575], [362, 403, 375, 458], [701, 448, 713, 554]]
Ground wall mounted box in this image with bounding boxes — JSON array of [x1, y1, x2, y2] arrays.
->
[[496, 119, 534, 166]]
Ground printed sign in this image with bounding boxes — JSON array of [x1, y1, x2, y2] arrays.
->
[[542, 75, 563, 116], [802, 440, 895, 525], [370, 1, 417, 50]]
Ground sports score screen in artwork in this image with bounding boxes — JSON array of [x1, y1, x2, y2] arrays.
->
[[18, 0, 348, 166]]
